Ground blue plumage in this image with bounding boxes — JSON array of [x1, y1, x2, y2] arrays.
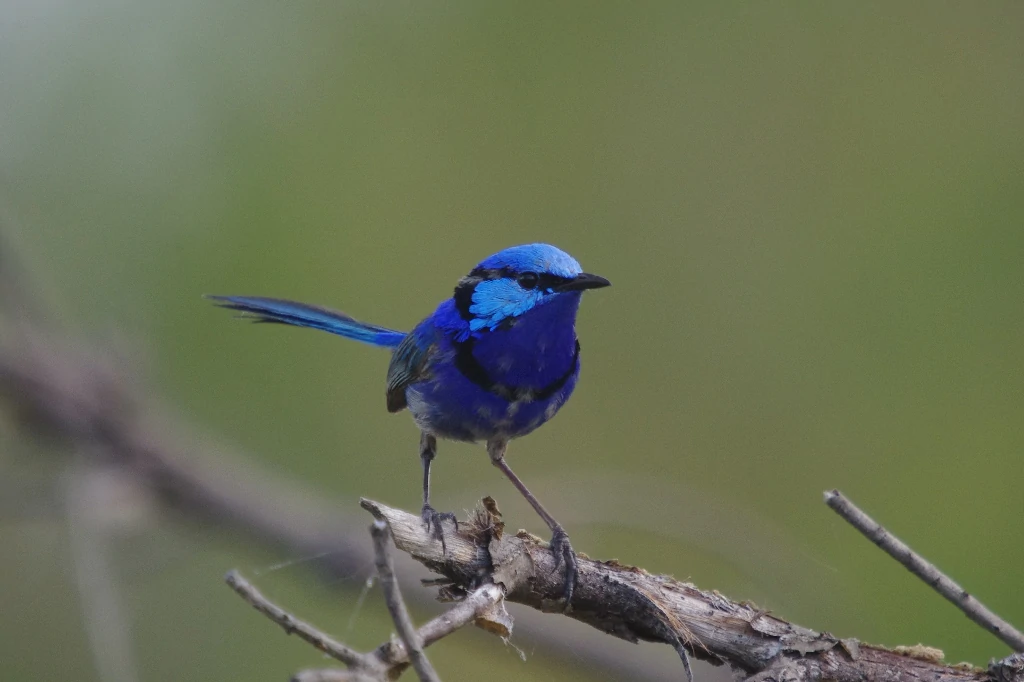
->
[[208, 243, 610, 606], [207, 295, 406, 348]]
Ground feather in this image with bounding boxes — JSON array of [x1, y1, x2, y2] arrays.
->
[[206, 295, 406, 348], [385, 324, 436, 412]]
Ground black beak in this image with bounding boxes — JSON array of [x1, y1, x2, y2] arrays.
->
[[557, 272, 611, 292]]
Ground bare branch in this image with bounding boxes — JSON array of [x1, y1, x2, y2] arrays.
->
[[824, 489, 1024, 653], [226, 564, 507, 682], [414, 584, 508, 648], [371, 520, 442, 682], [225, 570, 366, 668], [363, 496, 1018, 682]]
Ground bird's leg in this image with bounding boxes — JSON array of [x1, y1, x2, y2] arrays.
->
[[487, 439, 577, 609], [419, 432, 457, 550]]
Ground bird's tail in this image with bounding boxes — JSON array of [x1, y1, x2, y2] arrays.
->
[[207, 295, 406, 348]]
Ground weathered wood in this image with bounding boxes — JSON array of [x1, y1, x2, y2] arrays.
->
[[362, 497, 1017, 682]]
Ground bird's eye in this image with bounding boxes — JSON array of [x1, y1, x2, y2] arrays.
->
[[517, 272, 539, 290]]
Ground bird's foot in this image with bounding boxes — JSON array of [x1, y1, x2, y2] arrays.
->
[[421, 504, 458, 553], [549, 525, 578, 610]]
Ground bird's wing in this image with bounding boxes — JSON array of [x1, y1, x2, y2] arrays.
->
[[385, 326, 435, 413]]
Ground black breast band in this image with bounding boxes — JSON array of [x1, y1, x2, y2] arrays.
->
[[453, 337, 580, 402]]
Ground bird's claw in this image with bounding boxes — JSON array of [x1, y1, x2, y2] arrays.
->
[[421, 504, 458, 553], [549, 525, 578, 610]]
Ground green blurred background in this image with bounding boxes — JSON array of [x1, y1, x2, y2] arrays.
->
[[1, 2, 1022, 681]]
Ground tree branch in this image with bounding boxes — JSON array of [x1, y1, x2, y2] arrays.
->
[[226, 570, 366, 668], [824, 490, 1024, 653], [225, 563, 506, 681], [361, 496, 1023, 682], [370, 520, 441, 682]]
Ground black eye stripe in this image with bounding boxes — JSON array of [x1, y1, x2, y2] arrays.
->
[[519, 272, 568, 291], [467, 267, 510, 280], [536, 273, 567, 290], [453, 278, 477, 320], [466, 267, 570, 287]]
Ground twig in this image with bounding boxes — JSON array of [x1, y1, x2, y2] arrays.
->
[[225, 565, 506, 681], [824, 489, 1024, 653], [413, 583, 508, 648], [226, 519, 506, 681], [225, 570, 365, 667], [370, 520, 442, 682]]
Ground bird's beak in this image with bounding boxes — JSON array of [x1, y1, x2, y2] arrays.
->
[[557, 272, 611, 292]]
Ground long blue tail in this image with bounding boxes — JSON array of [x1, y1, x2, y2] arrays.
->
[[207, 295, 406, 348]]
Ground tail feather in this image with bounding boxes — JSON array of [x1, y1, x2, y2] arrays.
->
[[207, 295, 406, 348]]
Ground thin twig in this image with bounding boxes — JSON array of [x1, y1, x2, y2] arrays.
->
[[371, 520, 442, 682], [226, 564, 506, 682], [224, 570, 366, 667], [415, 584, 506, 648], [672, 638, 693, 682], [824, 489, 1024, 653]]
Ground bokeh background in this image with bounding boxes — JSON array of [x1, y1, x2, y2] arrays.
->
[[2, 2, 1022, 681]]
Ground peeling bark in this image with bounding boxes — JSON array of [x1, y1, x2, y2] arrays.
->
[[363, 497, 1020, 682]]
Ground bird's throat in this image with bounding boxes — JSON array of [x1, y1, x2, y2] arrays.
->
[[455, 293, 582, 401]]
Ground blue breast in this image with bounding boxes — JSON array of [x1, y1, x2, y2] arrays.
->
[[405, 294, 583, 442]]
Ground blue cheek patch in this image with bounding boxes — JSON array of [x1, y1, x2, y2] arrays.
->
[[469, 279, 541, 331]]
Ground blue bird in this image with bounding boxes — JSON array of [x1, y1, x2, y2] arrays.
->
[[208, 243, 610, 605]]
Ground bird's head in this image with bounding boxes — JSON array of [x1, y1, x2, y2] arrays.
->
[[452, 243, 610, 335]]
